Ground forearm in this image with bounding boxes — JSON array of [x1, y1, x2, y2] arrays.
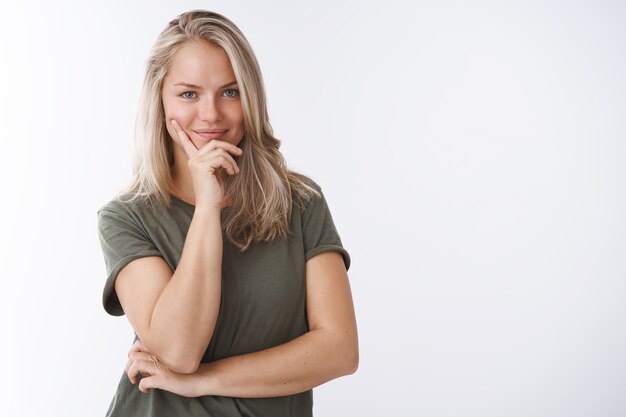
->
[[147, 206, 222, 373], [195, 329, 358, 398]]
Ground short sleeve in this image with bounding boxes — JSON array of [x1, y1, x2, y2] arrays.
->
[[301, 187, 351, 271], [97, 207, 163, 316]]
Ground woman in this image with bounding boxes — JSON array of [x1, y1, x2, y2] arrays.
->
[[96, 9, 358, 417]]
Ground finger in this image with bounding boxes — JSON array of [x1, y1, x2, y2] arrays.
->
[[131, 352, 169, 369], [208, 148, 240, 175], [128, 359, 159, 384], [137, 340, 151, 352], [139, 375, 162, 394], [125, 355, 144, 384], [171, 119, 198, 157], [128, 340, 141, 357], [129, 351, 154, 361], [128, 339, 151, 357], [126, 359, 142, 384], [126, 352, 155, 382], [125, 358, 150, 384], [189, 149, 240, 177], [125, 358, 134, 383], [197, 139, 243, 158], [210, 154, 237, 177]]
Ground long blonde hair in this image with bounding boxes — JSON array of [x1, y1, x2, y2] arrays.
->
[[118, 9, 320, 251]]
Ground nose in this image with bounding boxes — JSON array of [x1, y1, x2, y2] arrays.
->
[[198, 95, 222, 123]]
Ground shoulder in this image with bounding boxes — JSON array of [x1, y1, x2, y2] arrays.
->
[[97, 192, 137, 217], [99, 190, 167, 213], [296, 173, 322, 192], [288, 171, 325, 210], [97, 192, 160, 227], [97, 197, 124, 216], [96, 197, 137, 240]]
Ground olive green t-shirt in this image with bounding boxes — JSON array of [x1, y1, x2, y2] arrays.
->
[[96, 179, 350, 417]]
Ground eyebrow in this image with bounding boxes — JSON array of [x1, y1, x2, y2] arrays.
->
[[173, 81, 238, 89]]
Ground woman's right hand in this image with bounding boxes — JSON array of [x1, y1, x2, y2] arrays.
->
[[170, 119, 243, 209], [126, 339, 204, 398]]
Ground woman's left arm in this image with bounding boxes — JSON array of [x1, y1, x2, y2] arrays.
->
[[127, 251, 358, 398]]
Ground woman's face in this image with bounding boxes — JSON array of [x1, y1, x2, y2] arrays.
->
[[162, 40, 244, 152]]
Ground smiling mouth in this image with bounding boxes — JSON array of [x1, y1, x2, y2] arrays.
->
[[194, 130, 228, 139]]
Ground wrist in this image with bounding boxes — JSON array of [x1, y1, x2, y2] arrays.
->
[[195, 362, 220, 396], [194, 203, 223, 213]]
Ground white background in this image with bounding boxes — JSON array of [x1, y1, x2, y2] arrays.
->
[[1, 1, 625, 416]]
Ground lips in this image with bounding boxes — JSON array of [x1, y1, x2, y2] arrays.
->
[[194, 129, 228, 140]]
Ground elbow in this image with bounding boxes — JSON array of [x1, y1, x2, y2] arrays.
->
[[345, 347, 359, 375], [141, 333, 204, 374], [167, 358, 200, 374], [335, 335, 359, 376], [150, 345, 202, 374], [164, 350, 202, 374], [350, 350, 359, 374]]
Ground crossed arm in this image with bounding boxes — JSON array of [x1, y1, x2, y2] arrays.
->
[[125, 250, 359, 398]]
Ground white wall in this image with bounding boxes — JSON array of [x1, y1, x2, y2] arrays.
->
[[1, 0, 625, 416]]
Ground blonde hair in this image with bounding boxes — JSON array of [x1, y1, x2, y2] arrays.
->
[[118, 9, 320, 251]]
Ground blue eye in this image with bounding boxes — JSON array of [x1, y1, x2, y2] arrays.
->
[[223, 89, 240, 98], [181, 91, 196, 99]]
